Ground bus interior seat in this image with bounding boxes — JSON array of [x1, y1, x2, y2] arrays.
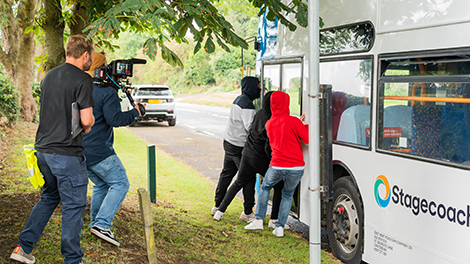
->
[[440, 102, 470, 163], [336, 105, 370, 146], [384, 105, 412, 139], [381, 105, 412, 149], [411, 103, 442, 159]]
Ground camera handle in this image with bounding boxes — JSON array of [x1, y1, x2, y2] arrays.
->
[[124, 89, 146, 116], [107, 73, 146, 116], [137, 103, 146, 116]]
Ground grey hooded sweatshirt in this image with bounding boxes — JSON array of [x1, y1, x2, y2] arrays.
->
[[223, 76, 260, 147]]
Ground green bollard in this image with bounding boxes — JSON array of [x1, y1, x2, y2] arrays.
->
[[147, 144, 156, 203]]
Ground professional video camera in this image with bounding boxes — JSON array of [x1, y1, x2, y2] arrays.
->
[[93, 58, 147, 115]]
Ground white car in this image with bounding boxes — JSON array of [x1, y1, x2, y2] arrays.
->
[[129, 84, 176, 126]]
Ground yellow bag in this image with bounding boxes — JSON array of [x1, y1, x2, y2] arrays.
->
[[23, 144, 45, 189]]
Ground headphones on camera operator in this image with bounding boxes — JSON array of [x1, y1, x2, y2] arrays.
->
[[93, 58, 147, 116]]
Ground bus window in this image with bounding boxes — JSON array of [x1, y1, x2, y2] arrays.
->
[[282, 63, 302, 116], [378, 55, 470, 165], [320, 22, 374, 56], [320, 58, 372, 146], [263, 64, 280, 92]]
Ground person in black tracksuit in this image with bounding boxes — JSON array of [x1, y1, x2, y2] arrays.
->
[[214, 91, 284, 223], [212, 76, 261, 216]]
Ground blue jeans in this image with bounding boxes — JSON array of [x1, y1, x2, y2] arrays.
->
[[254, 166, 304, 228], [87, 154, 129, 230], [18, 152, 88, 264]]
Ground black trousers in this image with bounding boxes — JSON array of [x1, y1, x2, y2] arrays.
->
[[214, 140, 243, 207], [218, 153, 284, 217]]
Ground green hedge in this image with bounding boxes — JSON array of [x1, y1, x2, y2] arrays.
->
[[0, 74, 19, 124]]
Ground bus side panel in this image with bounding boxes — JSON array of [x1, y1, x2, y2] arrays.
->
[[375, 22, 470, 55], [320, 0, 377, 28], [377, 0, 470, 33], [359, 151, 470, 264]]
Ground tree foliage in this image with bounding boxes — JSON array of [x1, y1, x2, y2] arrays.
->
[[1, 0, 310, 120], [85, 0, 309, 67], [86, 0, 250, 67], [121, 0, 260, 94], [0, 71, 19, 125]]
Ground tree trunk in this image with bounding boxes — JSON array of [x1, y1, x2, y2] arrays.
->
[[16, 0, 38, 121], [70, 1, 89, 36], [43, 0, 66, 72], [0, 0, 37, 121]]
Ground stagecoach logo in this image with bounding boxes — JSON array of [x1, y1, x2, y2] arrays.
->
[[374, 175, 470, 228], [374, 175, 391, 208]]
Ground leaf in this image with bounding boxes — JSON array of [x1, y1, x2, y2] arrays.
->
[[295, 3, 308, 28], [194, 41, 202, 54], [161, 45, 183, 67], [204, 37, 215, 53], [24, 26, 34, 34], [143, 38, 158, 60], [194, 18, 204, 28], [215, 34, 230, 52]]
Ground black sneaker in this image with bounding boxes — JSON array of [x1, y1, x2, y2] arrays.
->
[[91, 226, 120, 246]]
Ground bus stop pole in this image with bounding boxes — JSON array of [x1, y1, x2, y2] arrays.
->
[[147, 144, 156, 204], [307, 0, 321, 263]]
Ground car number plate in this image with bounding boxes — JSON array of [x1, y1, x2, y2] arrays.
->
[[148, 99, 162, 104]]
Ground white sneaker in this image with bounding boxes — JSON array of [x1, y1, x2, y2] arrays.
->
[[239, 211, 255, 223], [213, 210, 224, 221], [10, 245, 35, 264], [244, 219, 263, 230], [273, 226, 284, 237], [211, 206, 218, 216], [268, 219, 291, 230], [268, 219, 277, 228]]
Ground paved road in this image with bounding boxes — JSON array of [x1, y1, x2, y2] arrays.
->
[[127, 102, 228, 184]]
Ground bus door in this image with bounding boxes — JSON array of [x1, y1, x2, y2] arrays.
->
[[259, 57, 303, 217]]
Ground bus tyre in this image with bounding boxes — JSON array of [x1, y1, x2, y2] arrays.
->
[[327, 176, 364, 264]]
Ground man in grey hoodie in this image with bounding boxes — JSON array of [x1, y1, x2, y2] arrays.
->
[[211, 76, 260, 219]]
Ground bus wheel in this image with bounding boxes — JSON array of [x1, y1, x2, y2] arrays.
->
[[327, 176, 364, 264]]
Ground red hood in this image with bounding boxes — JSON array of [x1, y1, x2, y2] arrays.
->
[[332, 92, 348, 115], [270, 91, 290, 116]]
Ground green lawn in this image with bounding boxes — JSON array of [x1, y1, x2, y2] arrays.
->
[[0, 122, 339, 263], [113, 127, 340, 263]]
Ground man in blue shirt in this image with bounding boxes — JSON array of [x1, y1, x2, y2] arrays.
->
[[83, 52, 142, 246]]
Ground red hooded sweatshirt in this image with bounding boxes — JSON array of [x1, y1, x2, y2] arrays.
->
[[266, 91, 309, 167]]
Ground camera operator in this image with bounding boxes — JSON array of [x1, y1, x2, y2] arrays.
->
[[83, 51, 143, 247]]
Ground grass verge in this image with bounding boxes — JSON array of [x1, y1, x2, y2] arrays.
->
[[114, 128, 340, 263], [0, 122, 340, 263]]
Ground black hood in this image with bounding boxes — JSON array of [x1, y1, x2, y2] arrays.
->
[[241, 76, 260, 101], [262, 91, 273, 116]]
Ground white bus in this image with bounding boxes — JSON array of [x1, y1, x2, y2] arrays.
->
[[256, 1, 470, 263]]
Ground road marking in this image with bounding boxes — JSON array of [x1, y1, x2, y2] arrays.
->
[[196, 130, 216, 137], [178, 108, 199, 113], [182, 124, 195, 129], [212, 114, 229, 119]]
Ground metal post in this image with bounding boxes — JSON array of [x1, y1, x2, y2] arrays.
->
[[308, 0, 321, 263], [147, 144, 156, 204]]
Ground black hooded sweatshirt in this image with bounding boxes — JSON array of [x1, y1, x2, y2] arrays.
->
[[242, 91, 273, 162], [223, 76, 261, 147]]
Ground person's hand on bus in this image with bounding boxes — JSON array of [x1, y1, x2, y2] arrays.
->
[[300, 114, 308, 125]]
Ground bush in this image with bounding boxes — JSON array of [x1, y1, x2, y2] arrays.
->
[[0, 74, 19, 124], [32, 82, 41, 122]]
